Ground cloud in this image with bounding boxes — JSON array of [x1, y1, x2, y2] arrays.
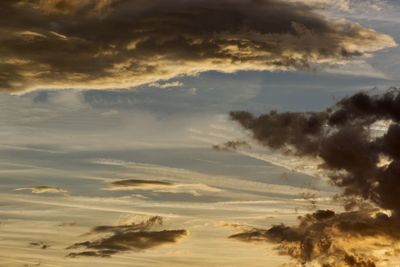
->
[[66, 216, 188, 257], [229, 89, 400, 265], [285, 0, 351, 10], [29, 241, 50, 250], [230, 209, 400, 266], [90, 158, 329, 198], [58, 222, 77, 227], [87, 215, 163, 235], [149, 81, 184, 89], [212, 140, 251, 151], [15, 186, 68, 194], [231, 89, 400, 212], [107, 179, 173, 189], [287, 0, 385, 12], [105, 179, 222, 197], [0, 0, 395, 93]]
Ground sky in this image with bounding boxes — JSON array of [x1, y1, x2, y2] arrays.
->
[[1, 0, 400, 266]]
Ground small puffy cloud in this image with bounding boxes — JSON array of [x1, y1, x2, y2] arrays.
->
[[0, 0, 396, 93]]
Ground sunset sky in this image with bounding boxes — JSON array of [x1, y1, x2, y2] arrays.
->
[[1, 1, 400, 266]]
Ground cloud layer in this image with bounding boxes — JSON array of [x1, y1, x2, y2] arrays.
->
[[0, 0, 396, 93]]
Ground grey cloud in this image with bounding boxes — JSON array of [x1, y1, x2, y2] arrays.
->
[[0, 0, 395, 92], [66, 216, 188, 258], [58, 222, 77, 227], [87, 216, 163, 235], [108, 179, 173, 190], [230, 89, 400, 213], [105, 179, 222, 196], [22, 263, 41, 267], [67, 250, 115, 258], [230, 209, 399, 266], [212, 140, 251, 151], [29, 241, 50, 250], [229, 89, 400, 265]]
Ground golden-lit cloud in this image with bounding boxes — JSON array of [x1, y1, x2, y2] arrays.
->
[[0, 0, 396, 93], [230, 209, 400, 266]]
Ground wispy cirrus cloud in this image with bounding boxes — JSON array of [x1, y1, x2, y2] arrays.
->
[[0, 0, 395, 93]]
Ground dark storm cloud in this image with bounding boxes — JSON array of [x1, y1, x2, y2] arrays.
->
[[0, 0, 395, 93], [66, 216, 187, 258], [229, 89, 400, 265]]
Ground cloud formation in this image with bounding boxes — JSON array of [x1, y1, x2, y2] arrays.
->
[[212, 140, 251, 151], [105, 179, 222, 196], [230, 209, 400, 266], [231, 89, 400, 213], [66, 216, 188, 258], [229, 89, 400, 265], [107, 179, 173, 190], [149, 81, 184, 89], [15, 186, 67, 194], [0, 0, 395, 93], [29, 241, 50, 250]]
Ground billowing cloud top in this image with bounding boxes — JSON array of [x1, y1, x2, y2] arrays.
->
[[0, 0, 396, 93], [228, 88, 400, 265], [230, 90, 400, 213]]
